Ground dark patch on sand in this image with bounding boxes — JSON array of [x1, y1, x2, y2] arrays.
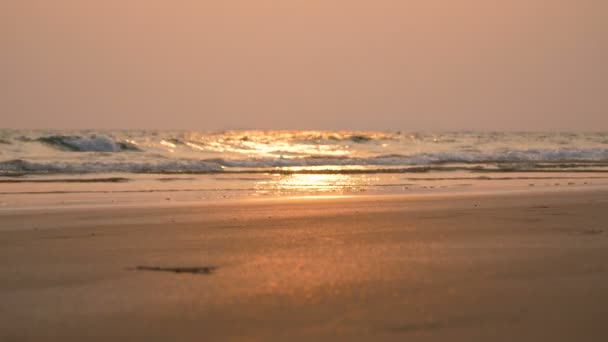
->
[[387, 310, 526, 334], [543, 211, 577, 217], [414, 212, 470, 220], [581, 229, 604, 235], [386, 321, 441, 333], [218, 225, 245, 229], [42, 233, 98, 240], [530, 205, 550, 209], [445, 311, 525, 327], [505, 217, 543, 223], [156, 177, 197, 182], [215, 177, 272, 181], [134, 266, 217, 275]]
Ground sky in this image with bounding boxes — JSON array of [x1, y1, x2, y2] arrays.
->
[[1, 0, 607, 131]]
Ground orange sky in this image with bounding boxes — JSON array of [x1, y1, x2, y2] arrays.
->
[[1, 1, 607, 130]]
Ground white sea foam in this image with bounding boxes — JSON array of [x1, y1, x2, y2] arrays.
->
[[37, 135, 139, 152]]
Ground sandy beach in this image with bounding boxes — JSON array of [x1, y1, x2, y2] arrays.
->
[[4, 0, 607, 339], [1, 189, 608, 341]]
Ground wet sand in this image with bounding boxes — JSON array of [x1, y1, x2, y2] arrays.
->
[[1, 190, 608, 341]]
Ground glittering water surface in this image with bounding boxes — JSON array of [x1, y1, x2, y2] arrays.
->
[[1, 130, 608, 203], [1, 130, 608, 174]]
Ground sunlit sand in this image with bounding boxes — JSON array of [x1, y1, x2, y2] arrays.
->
[[2, 187, 608, 341]]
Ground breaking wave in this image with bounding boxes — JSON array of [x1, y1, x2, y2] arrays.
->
[[207, 149, 608, 168], [2, 130, 608, 175], [37, 135, 140, 152], [1, 147, 608, 175], [0, 159, 223, 175]]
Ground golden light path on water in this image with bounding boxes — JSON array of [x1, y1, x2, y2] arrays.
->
[[254, 172, 373, 196], [185, 131, 373, 159], [208, 132, 377, 196]]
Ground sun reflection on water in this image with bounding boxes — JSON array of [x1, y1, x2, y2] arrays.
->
[[197, 131, 356, 159], [255, 173, 367, 196]]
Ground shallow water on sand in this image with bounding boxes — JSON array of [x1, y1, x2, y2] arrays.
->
[[1, 171, 607, 210]]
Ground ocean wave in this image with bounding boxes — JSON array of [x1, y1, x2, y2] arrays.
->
[[37, 135, 140, 152], [0, 159, 223, 175], [348, 135, 373, 143], [2, 130, 608, 176], [0, 177, 130, 183], [204, 149, 608, 168], [286, 132, 380, 144], [1, 161, 608, 177]]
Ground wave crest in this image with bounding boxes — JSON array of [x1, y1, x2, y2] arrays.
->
[[2, 147, 608, 176], [0, 159, 223, 175], [204, 149, 608, 168], [37, 135, 140, 152]]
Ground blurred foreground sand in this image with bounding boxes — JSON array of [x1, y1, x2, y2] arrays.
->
[[1, 190, 608, 341]]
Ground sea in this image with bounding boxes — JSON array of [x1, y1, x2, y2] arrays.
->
[[1, 130, 608, 208]]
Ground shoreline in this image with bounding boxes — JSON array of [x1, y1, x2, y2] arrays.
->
[[1, 171, 608, 212]]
